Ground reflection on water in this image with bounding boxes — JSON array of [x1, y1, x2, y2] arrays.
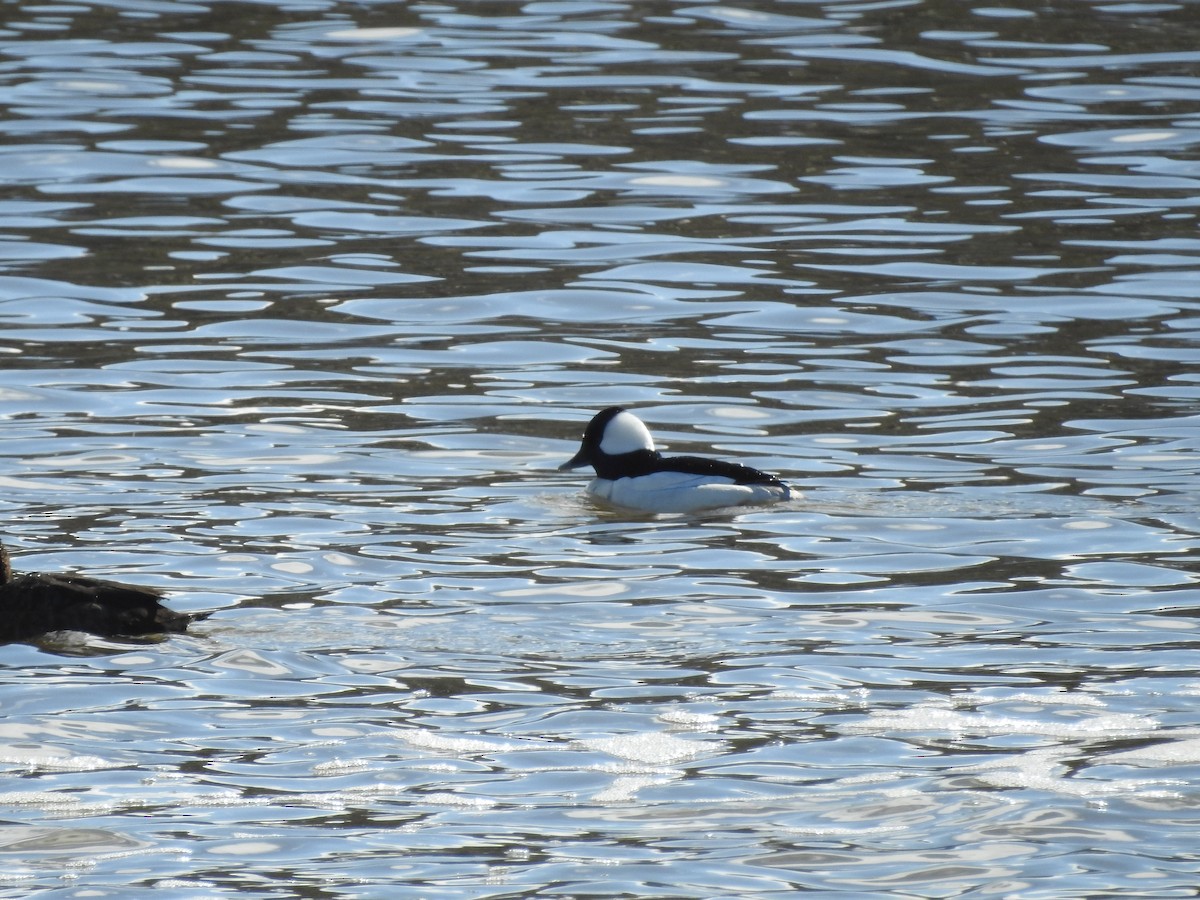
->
[[3, 0, 1200, 896]]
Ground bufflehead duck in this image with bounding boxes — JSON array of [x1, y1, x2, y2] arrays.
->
[[0, 544, 205, 642], [559, 407, 792, 513]]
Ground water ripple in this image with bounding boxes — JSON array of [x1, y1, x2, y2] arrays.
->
[[2, 0, 1200, 896]]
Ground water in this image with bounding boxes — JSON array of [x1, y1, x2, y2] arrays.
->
[[2, 0, 1200, 896]]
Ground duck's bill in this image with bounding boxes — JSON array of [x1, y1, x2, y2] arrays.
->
[[559, 449, 590, 471]]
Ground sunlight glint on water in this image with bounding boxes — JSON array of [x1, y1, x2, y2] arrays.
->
[[2, 1, 1200, 896]]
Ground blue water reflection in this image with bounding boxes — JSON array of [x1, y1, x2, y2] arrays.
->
[[3, 0, 1200, 896]]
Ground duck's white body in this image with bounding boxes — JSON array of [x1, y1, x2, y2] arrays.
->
[[584, 470, 790, 513], [560, 407, 792, 513]]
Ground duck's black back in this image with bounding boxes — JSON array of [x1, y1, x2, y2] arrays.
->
[[0, 571, 195, 641]]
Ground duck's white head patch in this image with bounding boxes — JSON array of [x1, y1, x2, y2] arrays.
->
[[599, 410, 656, 456]]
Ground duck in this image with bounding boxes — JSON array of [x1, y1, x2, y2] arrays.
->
[[559, 406, 793, 513], [0, 544, 204, 642]]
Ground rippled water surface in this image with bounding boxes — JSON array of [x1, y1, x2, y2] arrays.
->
[[3, 0, 1200, 896]]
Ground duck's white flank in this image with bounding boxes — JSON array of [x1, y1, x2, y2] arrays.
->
[[587, 471, 790, 514]]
